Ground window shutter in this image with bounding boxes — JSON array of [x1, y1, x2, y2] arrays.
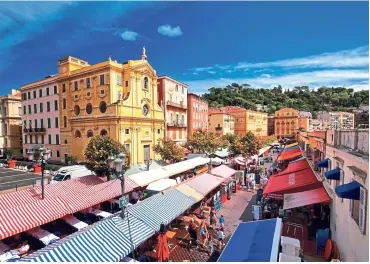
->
[[359, 186, 367, 234]]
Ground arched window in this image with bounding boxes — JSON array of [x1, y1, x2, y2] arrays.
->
[[100, 129, 108, 136], [63, 99, 67, 110], [63, 116, 67, 128], [75, 130, 81, 138], [86, 103, 93, 115], [99, 101, 107, 113], [64, 139, 68, 144], [87, 130, 94, 138], [74, 105, 80, 116], [143, 77, 148, 90]]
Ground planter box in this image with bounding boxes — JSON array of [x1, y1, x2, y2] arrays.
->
[[34, 166, 42, 173], [7, 160, 16, 169]]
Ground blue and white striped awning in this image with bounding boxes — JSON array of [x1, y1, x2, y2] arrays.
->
[[127, 189, 195, 230], [30, 220, 133, 262], [111, 215, 156, 247]]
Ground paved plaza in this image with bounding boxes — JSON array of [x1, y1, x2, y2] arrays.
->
[[0, 167, 45, 193]]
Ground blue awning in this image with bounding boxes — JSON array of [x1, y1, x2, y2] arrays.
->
[[335, 181, 361, 200], [218, 218, 282, 262], [317, 158, 329, 168], [325, 168, 341, 180]]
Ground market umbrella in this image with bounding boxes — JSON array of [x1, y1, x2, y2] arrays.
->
[[156, 233, 169, 262]]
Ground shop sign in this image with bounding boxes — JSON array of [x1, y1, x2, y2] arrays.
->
[[288, 173, 295, 185]]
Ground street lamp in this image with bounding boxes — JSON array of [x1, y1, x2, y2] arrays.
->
[[108, 152, 135, 258], [28, 146, 51, 200]]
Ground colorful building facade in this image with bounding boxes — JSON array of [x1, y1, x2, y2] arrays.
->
[[208, 111, 234, 136], [21, 76, 61, 162], [187, 93, 208, 136], [274, 108, 299, 139], [157, 76, 187, 144], [317, 111, 355, 130], [221, 106, 267, 137], [268, 116, 275, 136], [0, 89, 22, 158], [57, 49, 164, 165]]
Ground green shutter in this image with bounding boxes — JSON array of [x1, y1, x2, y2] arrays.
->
[[48, 135, 52, 144], [40, 119, 44, 128], [41, 135, 44, 144], [55, 117, 59, 128], [48, 118, 51, 128], [56, 135, 60, 145]]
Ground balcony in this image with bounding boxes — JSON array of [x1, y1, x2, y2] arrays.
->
[[215, 126, 223, 131], [166, 100, 187, 110], [23, 128, 47, 133], [167, 121, 187, 128]]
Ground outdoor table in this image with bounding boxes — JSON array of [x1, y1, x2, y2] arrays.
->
[[27, 227, 60, 246], [165, 231, 176, 239]]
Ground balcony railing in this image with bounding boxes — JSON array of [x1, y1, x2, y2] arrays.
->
[[167, 121, 187, 127], [166, 101, 187, 109], [23, 128, 46, 133], [215, 126, 223, 130]]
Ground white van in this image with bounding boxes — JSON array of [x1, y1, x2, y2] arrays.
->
[[51, 165, 94, 183]]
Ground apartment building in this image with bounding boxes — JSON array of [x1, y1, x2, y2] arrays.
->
[[274, 108, 299, 139], [21, 76, 61, 162], [299, 111, 313, 131], [323, 129, 368, 261], [157, 76, 187, 144], [208, 110, 234, 136], [317, 111, 355, 130], [0, 89, 22, 158], [221, 106, 268, 137], [187, 93, 208, 136], [268, 116, 275, 136]]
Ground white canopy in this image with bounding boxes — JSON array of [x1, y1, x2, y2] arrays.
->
[[62, 215, 88, 231], [146, 178, 177, 192], [27, 227, 60, 246], [163, 157, 209, 176], [128, 168, 171, 187], [91, 209, 112, 219], [210, 157, 225, 165]]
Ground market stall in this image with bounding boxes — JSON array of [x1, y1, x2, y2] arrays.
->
[[27, 227, 59, 246], [62, 215, 89, 231]]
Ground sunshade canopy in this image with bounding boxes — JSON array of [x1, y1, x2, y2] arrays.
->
[[317, 159, 330, 168], [218, 218, 282, 262], [335, 181, 361, 200], [325, 168, 341, 180], [211, 165, 236, 179], [263, 168, 321, 196], [283, 187, 331, 210], [284, 143, 298, 149], [277, 147, 303, 161], [146, 179, 177, 192], [275, 158, 310, 176]]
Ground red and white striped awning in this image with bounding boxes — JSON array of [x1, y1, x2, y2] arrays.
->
[[0, 177, 138, 240]]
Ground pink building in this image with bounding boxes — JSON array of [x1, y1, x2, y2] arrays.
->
[[187, 92, 208, 136], [21, 75, 61, 162]]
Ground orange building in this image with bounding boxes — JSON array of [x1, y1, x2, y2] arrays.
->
[[298, 116, 310, 131], [219, 106, 267, 137], [274, 108, 299, 139], [157, 76, 188, 143], [187, 93, 208, 136]]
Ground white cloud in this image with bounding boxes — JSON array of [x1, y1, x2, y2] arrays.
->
[[187, 46, 369, 76], [208, 71, 216, 74], [158, 24, 183, 37], [185, 69, 369, 94], [120, 30, 138, 41]]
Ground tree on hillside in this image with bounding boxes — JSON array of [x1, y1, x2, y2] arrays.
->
[[84, 135, 130, 179], [153, 140, 185, 163], [186, 129, 227, 154]]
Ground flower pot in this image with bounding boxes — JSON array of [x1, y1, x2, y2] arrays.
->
[[34, 166, 42, 173]]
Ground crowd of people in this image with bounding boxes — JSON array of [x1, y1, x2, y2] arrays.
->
[[186, 207, 226, 256]]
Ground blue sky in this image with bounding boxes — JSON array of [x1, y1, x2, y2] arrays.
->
[[0, 1, 368, 95]]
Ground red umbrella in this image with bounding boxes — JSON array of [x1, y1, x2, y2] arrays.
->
[[156, 233, 169, 262]]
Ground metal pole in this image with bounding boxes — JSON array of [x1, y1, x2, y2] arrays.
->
[[41, 158, 45, 200], [126, 206, 135, 259], [120, 173, 125, 219]]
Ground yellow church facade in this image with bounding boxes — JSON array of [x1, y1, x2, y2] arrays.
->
[[57, 49, 164, 165]]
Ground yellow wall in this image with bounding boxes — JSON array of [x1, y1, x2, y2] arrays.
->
[[245, 111, 268, 136], [274, 108, 299, 138], [58, 56, 164, 165], [298, 116, 310, 131], [208, 113, 234, 136]]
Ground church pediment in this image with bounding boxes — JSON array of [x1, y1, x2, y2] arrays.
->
[[132, 62, 157, 77]]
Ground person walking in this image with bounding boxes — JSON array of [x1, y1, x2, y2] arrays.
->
[[206, 233, 214, 256], [200, 221, 208, 247], [188, 219, 198, 248], [217, 227, 225, 249], [209, 207, 217, 228], [218, 215, 225, 228]]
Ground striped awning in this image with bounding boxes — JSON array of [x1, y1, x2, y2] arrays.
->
[[176, 184, 204, 202], [29, 220, 133, 262], [211, 165, 236, 179], [185, 173, 224, 196]]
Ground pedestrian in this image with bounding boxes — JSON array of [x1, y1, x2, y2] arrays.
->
[[209, 207, 217, 228], [200, 221, 208, 247], [207, 234, 214, 256], [188, 219, 198, 248], [218, 214, 225, 228], [217, 227, 225, 248]]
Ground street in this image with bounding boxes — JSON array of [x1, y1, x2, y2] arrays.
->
[[0, 167, 44, 193]]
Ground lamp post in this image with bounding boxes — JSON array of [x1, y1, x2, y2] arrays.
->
[[108, 152, 135, 258], [28, 146, 51, 200]]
